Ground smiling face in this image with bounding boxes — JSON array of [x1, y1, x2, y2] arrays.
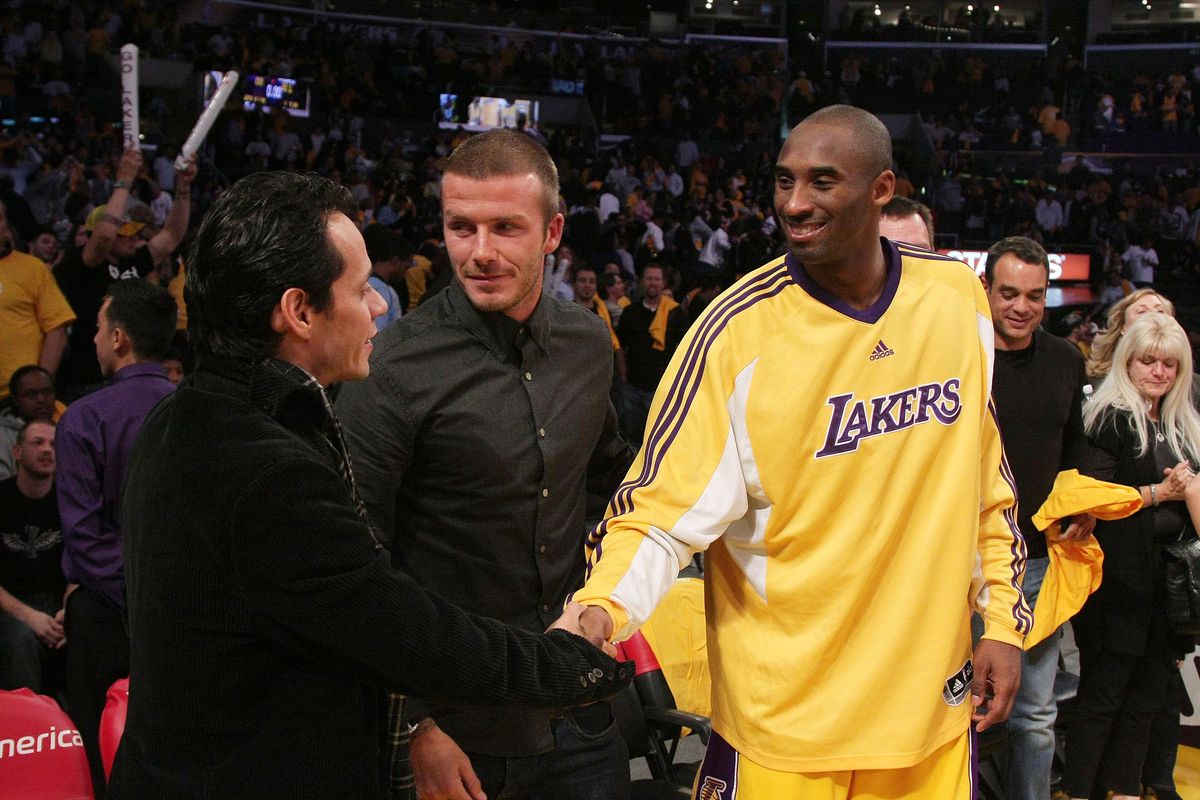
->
[[443, 172, 563, 322], [31, 232, 58, 262], [572, 267, 597, 303], [304, 213, 387, 385], [984, 253, 1048, 351], [773, 122, 894, 270]]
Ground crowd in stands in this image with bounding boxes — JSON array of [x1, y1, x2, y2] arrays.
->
[[5, 1, 1200, 796]]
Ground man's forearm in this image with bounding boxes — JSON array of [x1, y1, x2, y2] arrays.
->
[[38, 326, 68, 375], [0, 584, 35, 623]]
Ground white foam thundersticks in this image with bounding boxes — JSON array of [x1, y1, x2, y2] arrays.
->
[[120, 44, 139, 151], [176, 70, 239, 171]]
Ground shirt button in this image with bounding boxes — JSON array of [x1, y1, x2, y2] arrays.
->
[[524, 371, 533, 381], [542, 488, 549, 498], [542, 603, 550, 613], [539, 544, 547, 554], [538, 427, 546, 437]]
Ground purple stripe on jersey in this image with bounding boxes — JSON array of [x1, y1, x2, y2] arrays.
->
[[895, 244, 968, 264], [969, 726, 978, 800], [587, 264, 793, 561], [596, 264, 790, 530], [694, 731, 738, 800], [785, 237, 902, 325], [989, 399, 1034, 633]]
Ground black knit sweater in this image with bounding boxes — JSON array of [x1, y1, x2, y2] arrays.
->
[[108, 356, 631, 799]]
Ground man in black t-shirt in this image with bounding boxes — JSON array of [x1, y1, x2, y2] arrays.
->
[[0, 419, 65, 692], [615, 263, 687, 446], [983, 236, 1090, 800], [56, 147, 196, 399]]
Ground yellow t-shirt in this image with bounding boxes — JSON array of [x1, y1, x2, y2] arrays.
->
[[168, 264, 188, 330], [0, 251, 75, 399]]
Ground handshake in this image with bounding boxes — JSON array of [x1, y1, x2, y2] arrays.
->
[[549, 602, 617, 656]]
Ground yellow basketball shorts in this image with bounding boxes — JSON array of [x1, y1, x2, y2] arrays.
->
[[692, 728, 975, 800]]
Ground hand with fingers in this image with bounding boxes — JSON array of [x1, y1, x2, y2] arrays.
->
[[971, 638, 1021, 732], [548, 602, 616, 657], [410, 720, 486, 800]]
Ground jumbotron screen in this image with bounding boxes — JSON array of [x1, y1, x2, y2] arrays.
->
[[438, 94, 539, 132], [240, 73, 311, 118]]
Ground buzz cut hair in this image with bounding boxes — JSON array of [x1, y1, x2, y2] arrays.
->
[[800, 105, 893, 176], [443, 129, 560, 225]]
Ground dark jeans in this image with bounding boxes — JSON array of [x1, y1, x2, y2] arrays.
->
[[617, 382, 656, 448], [0, 590, 62, 692], [65, 585, 130, 796], [468, 704, 630, 800]]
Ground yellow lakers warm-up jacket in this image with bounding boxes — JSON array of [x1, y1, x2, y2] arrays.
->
[[573, 240, 1030, 773]]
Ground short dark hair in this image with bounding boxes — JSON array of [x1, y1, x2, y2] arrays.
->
[[985, 235, 1049, 284], [443, 129, 559, 224], [104, 279, 178, 361], [186, 172, 355, 361], [881, 197, 935, 243], [16, 418, 54, 445], [9, 364, 52, 398]]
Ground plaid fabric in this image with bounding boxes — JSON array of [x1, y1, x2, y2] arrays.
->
[[385, 691, 414, 800], [265, 360, 409, 795], [264, 360, 382, 550]]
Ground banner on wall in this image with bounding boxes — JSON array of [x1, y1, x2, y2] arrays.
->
[[937, 249, 1092, 283]]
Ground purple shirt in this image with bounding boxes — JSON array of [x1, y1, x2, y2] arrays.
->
[[58, 362, 175, 608]]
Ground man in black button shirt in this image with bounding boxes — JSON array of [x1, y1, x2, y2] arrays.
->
[[983, 235, 1091, 800], [338, 129, 634, 800], [0, 419, 65, 692]]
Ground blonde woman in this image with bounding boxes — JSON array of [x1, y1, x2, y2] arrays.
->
[[1065, 313, 1200, 800], [1087, 289, 1175, 382]]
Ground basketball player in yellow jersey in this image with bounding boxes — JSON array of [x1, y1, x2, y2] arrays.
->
[[554, 105, 1028, 799]]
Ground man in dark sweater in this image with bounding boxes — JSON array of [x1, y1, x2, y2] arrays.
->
[[107, 171, 631, 800], [984, 235, 1091, 800]]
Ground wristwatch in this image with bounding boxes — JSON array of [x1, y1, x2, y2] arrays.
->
[[114, 179, 132, 191]]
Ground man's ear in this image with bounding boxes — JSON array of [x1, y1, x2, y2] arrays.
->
[[270, 287, 315, 341], [111, 325, 133, 359], [544, 212, 565, 254]]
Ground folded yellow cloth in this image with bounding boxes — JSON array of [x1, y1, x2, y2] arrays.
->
[[1024, 469, 1141, 648], [590, 298, 620, 351], [648, 296, 680, 351], [639, 577, 710, 719]]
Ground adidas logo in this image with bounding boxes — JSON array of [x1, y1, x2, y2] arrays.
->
[[869, 340, 895, 361]]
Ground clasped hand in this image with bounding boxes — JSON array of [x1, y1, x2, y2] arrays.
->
[[547, 601, 616, 657]]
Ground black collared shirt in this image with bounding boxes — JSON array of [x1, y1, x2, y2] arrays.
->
[[336, 280, 632, 755]]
